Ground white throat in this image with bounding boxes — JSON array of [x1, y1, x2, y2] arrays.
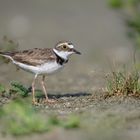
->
[[53, 48, 72, 60]]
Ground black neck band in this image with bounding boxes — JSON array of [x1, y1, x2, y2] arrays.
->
[[53, 51, 68, 65]]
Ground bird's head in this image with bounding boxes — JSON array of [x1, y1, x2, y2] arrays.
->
[[53, 41, 81, 60]]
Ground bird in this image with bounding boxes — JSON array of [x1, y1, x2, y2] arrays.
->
[[0, 41, 81, 105]]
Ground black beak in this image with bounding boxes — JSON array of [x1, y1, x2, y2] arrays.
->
[[72, 48, 81, 55]]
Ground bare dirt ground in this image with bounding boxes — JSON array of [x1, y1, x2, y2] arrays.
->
[[0, 67, 140, 140], [1, 88, 140, 140]]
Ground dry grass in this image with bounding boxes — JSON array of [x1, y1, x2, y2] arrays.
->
[[105, 70, 140, 98]]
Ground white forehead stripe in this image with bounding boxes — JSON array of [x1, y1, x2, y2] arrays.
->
[[68, 45, 74, 48], [57, 42, 74, 49]]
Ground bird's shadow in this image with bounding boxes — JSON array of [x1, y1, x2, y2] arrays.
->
[[34, 90, 91, 99], [48, 92, 91, 99]]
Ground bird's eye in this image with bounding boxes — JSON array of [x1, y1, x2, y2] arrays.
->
[[63, 45, 67, 49]]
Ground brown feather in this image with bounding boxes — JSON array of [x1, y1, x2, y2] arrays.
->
[[6, 48, 56, 66]]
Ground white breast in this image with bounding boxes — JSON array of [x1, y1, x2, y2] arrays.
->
[[38, 61, 63, 74], [13, 61, 63, 75]]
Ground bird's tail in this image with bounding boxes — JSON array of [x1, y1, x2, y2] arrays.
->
[[0, 51, 14, 61], [0, 51, 12, 55], [0, 51, 9, 57]]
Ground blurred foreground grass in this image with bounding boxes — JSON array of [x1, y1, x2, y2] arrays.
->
[[0, 98, 80, 136], [0, 80, 80, 136], [0, 100, 49, 135]]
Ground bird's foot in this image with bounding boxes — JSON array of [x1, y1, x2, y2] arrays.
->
[[43, 98, 56, 104], [32, 100, 40, 106]]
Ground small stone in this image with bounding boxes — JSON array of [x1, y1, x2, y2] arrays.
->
[[75, 107, 79, 111], [65, 102, 71, 107]]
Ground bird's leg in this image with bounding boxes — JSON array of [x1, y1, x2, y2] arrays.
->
[[41, 75, 55, 103], [41, 75, 48, 100], [32, 74, 39, 105]]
